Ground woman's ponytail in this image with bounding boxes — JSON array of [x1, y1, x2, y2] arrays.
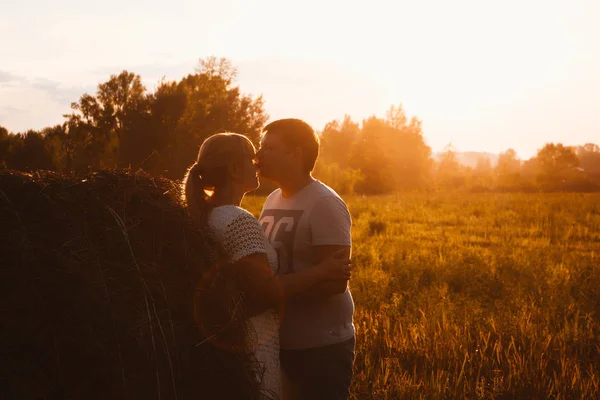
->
[[183, 163, 211, 225]]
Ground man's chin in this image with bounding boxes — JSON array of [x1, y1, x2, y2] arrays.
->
[[257, 170, 273, 181], [256, 172, 281, 189]]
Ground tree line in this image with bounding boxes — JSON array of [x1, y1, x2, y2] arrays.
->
[[2, 57, 599, 194]]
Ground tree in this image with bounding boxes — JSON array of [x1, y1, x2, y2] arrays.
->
[[4, 130, 54, 171], [384, 105, 433, 190], [471, 156, 493, 189], [576, 143, 600, 176], [149, 57, 268, 178], [58, 57, 267, 178], [349, 105, 432, 194], [312, 162, 364, 195], [0, 126, 9, 168], [314, 116, 364, 194], [495, 148, 521, 187], [535, 143, 580, 188], [349, 116, 392, 193], [435, 144, 464, 189], [65, 70, 150, 171], [42, 124, 70, 173], [319, 115, 359, 169]]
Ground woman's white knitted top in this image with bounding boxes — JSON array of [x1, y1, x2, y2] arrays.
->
[[207, 205, 281, 400]]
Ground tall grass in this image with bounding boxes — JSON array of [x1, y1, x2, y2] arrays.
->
[[243, 193, 600, 399]]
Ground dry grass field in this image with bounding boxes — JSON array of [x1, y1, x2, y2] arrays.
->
[[244, 193, 600, 399]]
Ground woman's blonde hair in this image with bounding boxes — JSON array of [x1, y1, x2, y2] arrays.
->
[[182, 133, 256, 224]]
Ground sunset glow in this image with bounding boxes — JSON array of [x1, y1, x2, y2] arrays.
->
[[1, 0, 599, 158]]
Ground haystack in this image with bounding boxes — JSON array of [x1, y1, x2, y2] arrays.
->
[[0, 169, 260, 400]]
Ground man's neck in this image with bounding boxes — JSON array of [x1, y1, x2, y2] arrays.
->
[[279, 174, 315, 198]]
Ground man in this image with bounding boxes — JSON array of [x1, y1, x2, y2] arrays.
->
[[255, 118, 355, 400]]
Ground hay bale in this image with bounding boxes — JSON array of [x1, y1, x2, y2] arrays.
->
[[0, 169, 260, 400]]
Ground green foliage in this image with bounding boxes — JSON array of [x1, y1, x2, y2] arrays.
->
[[318, 106, 433, 194], [578, 144, 600, 174], [351, 107, 432, 194], [535, 143, 580, 188], [2, 60, 600, 193], [0, 57, 267, 178], [435, 144, 465, 190], [319, 115, 360, 169], [313, 161, 364, 195]]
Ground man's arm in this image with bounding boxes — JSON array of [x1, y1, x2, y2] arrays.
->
[[312, 244, 351, 295], [302, 194, 353, 301], [288, 244, 351, 302], [233, 248, 351, 316]]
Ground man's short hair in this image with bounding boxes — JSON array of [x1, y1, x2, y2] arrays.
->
[[262, 118, 319, 173]]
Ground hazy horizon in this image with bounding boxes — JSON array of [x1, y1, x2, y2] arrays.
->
[[2, 0, 599, 159]]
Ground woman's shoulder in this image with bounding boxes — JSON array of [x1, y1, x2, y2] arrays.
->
[[208, 205, 268, 263], [208, 205, 259, 234]]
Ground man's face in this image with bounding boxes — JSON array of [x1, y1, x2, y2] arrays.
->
[[256, 133, 293, 182]]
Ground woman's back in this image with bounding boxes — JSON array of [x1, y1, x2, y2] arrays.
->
[[207, 205, 281, 399]]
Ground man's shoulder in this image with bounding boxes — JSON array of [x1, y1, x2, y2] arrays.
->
[[308, 181, 353, 244], [313, 180, 342, 196], [262, 188, 282, 208], [261, 181, 348, 211], [310, 181, 348, 206]]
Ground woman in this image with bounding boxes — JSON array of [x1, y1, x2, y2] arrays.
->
[[182, 133, 351, 399]]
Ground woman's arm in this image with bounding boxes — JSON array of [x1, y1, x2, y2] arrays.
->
[[232, 252, 351, 317]]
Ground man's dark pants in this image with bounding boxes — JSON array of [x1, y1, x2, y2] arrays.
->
[[280, 336, 355, 400]]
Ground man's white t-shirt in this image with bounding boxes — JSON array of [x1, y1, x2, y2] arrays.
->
[[259, 180, 355, 350]]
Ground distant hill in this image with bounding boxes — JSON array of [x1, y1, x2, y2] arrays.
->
[[433, 151, 500, 168]]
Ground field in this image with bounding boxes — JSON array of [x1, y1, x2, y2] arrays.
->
[[243, 193, 600, 399]]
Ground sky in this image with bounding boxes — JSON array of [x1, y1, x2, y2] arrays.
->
[[1, 0, 599, 159]]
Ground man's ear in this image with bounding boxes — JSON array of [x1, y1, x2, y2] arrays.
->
[[293, 146, 303, 164]]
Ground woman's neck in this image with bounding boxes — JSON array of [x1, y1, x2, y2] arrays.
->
[[210, 184, 245, 207]]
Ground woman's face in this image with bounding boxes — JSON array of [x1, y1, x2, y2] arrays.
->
[[238, 143, 259, 193]]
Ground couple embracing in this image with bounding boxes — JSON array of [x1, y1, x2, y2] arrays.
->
[[183, 118, 355, 399]]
